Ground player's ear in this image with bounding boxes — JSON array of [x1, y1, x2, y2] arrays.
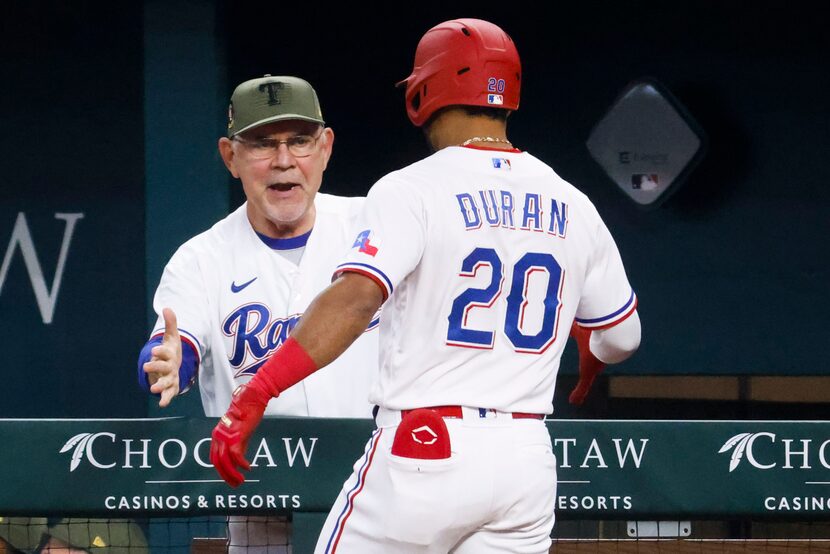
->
[[218, 137, 240, 178], [319, 127, 334, 170]]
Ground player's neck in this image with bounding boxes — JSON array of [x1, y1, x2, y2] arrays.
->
[[424, 109, 511, 151]]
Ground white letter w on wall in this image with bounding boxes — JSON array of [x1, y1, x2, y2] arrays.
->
[[0, 212, 84, 324]]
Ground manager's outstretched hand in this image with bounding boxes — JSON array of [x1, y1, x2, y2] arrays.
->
[[568, 321, 606, 406], [210, 384, 271, 487], [144, 308, 182, 408]]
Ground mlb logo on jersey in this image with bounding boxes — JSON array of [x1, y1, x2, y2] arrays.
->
[[352, 229, 380, 257], [492, 158, 511, 170], [487, 94, 504, 105]]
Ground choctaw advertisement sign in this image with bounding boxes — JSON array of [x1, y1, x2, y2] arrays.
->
[[1, 418, 829, 517]]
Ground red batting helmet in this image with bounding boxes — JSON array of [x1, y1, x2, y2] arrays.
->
[[397, 18, 521, 127]]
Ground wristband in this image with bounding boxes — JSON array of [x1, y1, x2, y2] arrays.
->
[[249, 336, 318, 399]]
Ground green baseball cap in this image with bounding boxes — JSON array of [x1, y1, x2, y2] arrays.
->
[[227, 75, 325, 137]]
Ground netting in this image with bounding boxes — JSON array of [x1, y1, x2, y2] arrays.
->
[[552, 520, 830, 553], [0, 516, 290, 553], [3, 517, 830, 553]]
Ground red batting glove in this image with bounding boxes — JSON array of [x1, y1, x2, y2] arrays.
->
[[210, 383, 271, 487], [210, 337, 318, 486], [568, 321, 606, 406]]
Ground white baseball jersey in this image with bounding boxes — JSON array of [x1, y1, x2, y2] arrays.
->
[[148, 193, 379, 418], [336, 145, 636, 415]]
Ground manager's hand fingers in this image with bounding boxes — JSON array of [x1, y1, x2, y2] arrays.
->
[[158, 383, 178, 408], [149, 371, 176, 392], [144, 358, 175, 375], [161, 307, 180, 344]]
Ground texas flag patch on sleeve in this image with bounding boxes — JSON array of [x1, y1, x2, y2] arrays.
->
[[352, 229, 380, 256]]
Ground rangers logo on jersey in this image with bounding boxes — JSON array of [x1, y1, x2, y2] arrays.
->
[[222, 304, 301, 376], [222, 303, 381, 377]]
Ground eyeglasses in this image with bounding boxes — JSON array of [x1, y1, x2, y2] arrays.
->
[[232, 130, 324, 159]]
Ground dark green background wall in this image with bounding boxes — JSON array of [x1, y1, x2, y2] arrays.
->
[[1, 1, 827, 418], [0, 4, 146, 417], [222, 0, 829, 377]]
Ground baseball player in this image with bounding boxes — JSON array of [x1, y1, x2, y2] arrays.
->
[[210, 19, 641, 554], [138, 76, 379, 551]]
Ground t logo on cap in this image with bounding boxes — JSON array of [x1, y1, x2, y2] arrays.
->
[[259, 81, 285, 106]]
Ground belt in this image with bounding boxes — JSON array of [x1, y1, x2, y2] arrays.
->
[[401, 405, 545, 420]]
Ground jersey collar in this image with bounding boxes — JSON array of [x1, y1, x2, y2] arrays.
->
[[255, 228, 313, 250]]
